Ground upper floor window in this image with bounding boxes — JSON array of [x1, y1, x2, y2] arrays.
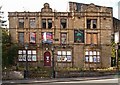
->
[[41, 18, 52, 29], [42, 19, 46, 29], [61, 33, 67, 44], [18, 32, 24, 44], [74, 30, 84, 43], [18, 18, 24, 28], [86, 33, 98, 44], [60, 19, 67, 29], [29, 18, 36, 28], [48, 19, 52, 29], [87, 19, 97, 29]]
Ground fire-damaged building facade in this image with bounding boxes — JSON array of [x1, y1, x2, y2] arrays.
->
[[8, 2, 113, 69]]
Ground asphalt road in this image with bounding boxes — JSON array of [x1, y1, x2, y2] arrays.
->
[[16, 78, 118, 85]]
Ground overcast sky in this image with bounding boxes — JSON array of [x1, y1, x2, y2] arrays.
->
[[0, 0, 119, 26]]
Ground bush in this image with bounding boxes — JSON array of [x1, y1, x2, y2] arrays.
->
[[56, 67, 82, 72]]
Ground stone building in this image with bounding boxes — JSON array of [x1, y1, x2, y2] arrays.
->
[[8, 2, 113, 69]]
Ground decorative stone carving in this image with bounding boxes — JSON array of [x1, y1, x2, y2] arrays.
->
[[85, 3, 99, 12], [41, 3, 52, 13]]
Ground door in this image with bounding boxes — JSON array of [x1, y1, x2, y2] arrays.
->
[[44, 51, 51, 66]]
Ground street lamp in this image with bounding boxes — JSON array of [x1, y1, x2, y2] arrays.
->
[[51, 46, 55, 78], [24, 43, 28, 79]]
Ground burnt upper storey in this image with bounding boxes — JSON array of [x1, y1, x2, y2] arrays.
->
[[8, 2, 113, 18], [69, 2, 112, 13]]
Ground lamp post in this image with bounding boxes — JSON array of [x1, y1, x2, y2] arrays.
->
[[51, 46, 55, 78], [24, 43, 28, 79]]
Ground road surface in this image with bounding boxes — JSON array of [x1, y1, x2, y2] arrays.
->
[[16, 78, 119, 85]]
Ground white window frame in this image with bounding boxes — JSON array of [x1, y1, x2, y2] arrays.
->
[[85, 50, 100, 63], [18, 50, 37, 62], [57, 50, 72, 62]]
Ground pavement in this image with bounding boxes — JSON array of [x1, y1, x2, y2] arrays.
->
[[2, 75, 118, 84]]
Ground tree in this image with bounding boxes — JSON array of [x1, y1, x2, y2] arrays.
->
[[7, 43, 18, 66], [1, 6, 18, 68], [2, 28, 18, 68], [2, 29, 11, 67]]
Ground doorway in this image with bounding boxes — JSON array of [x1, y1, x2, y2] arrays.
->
[[44, 51, 51, 66]]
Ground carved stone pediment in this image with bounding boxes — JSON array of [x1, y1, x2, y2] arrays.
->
[[41, 3, 52, 13], [85, 3, 99, 12]]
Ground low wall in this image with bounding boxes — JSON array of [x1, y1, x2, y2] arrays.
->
[[2, 70, 117, 80], [2, 71, 24, 80], [55, 71, 117, 78]]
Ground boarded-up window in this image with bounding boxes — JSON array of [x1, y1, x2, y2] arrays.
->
[[86, 33, 98, 44], [93, 33, 98, 44], [86, 33, 91, 44]]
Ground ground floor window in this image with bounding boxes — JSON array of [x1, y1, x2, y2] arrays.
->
[[18, 50, 37, 61], [85, 50, 100, 63], [57, 50, 72, 62]]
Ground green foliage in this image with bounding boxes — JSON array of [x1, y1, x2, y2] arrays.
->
[[2, 44, 18, 68], [2, 29, 10, 67], [2, 29, 18, 68], [56, 67, 82, 72], [118, 49, 120, 62], [7, 44, 18, 65], [111, 41, 116, 58], [2, 29, 11, 44]]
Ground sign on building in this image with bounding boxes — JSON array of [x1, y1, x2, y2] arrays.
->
[[42, 32, 53, 44]]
